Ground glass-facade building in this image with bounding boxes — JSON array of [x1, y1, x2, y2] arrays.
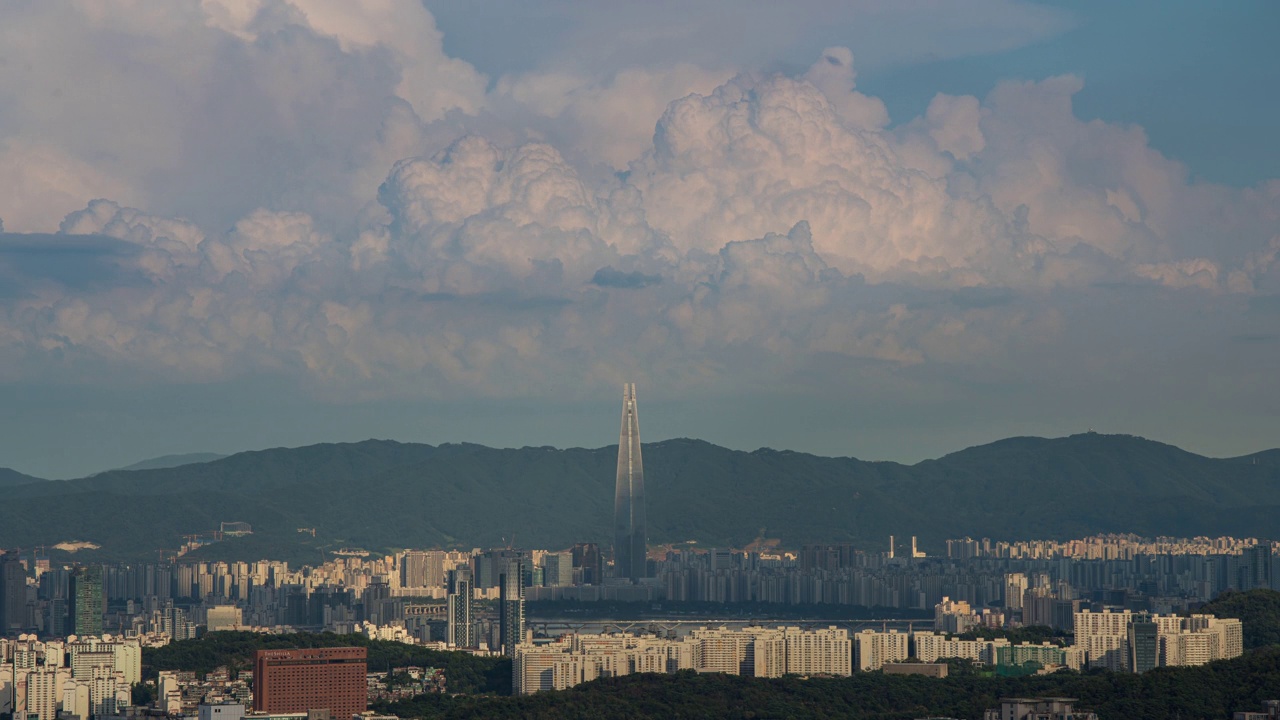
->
[[613, 383, 648, 581]]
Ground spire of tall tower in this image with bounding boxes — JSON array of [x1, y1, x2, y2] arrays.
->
[[613, 383, 648, 581]]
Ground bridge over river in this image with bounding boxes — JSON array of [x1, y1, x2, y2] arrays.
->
[[526, 617, 924, 638]]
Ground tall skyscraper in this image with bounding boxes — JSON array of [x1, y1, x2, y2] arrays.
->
[[447, 566, 474, 648], [0, 550, 28, 634], [499, 558, 525, 656], [70, 565, 104, 636], [613, 383, 648, 581]]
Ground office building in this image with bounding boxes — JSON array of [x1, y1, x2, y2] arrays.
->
[[570, 543, 602, 585], [1129, 614, 1160, 674], [69, 566, 104, 637], [0, 551, 27, 634], [542, 552, 573, 587], [613, 383, 648, 581], [252, 647, 366, 718], [499, 559, 525, 656]]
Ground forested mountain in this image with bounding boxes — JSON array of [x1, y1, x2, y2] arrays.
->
[[2, 433, 1277, 562], [0, 467, 43, 487]]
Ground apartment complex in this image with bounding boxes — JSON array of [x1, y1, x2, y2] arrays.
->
[[851, 609, 1242, 674], [1075, 609, 1243, 672], [513, 626, 850, 694]]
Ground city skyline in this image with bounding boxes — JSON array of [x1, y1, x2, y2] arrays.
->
[[0, 4, 1276, 715]]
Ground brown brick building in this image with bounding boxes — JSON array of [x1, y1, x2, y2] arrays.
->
[[253, 647, 367, 718]]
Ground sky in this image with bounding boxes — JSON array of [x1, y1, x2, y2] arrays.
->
[[0, 0, 1277, 479]]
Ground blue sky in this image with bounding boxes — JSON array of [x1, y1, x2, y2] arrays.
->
[[860, 1, 1280, 186], [0, 1, 1276, 478]]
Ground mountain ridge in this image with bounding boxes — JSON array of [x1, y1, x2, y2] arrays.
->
[[2, 433, 1277, 563], [114, 453, 228, 472], [0, 467, 44, 487]]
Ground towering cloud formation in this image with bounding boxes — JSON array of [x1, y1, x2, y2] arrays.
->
[[0, 1, 1276, 462]]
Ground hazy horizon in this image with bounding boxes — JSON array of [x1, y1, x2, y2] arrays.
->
[[14, 421, 1278, 481]]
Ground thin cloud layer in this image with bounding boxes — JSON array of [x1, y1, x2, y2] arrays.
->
[[0, 3, 1277, 467]]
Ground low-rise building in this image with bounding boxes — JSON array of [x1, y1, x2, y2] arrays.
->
[[884, 663, 947, 678], [984, 697, 1098, 720]]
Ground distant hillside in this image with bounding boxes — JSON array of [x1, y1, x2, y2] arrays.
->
[[1, 433, 1278, 562], [115, 453, 228, 472], [1200, 590, 1280, 649], [1231, 449, 1280, 469], [0, 467, 44, 487]]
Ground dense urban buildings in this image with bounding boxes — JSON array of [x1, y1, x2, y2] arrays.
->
[[0, 534, 1274, 648], [1, 633, 142, 719], [613, 383, 648, 582], [252, 647, 367, 718]]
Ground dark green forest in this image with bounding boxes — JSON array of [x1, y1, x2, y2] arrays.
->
[[374, 650, 1280, 720], [4, 433, 1280, 561], [141, 631, 510, 695], [1200, 589, 1280, 649]]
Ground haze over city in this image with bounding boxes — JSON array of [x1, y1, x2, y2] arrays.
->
[[4, 6, 1280, 718], [1, 2, 1277, 480]]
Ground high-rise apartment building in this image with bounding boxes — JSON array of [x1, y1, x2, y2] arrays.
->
[[1004, 572, 1028, 612], [853, 629, 909, 671], [499, 559, 525, 656], [613, 383, 648, 581], [25, 668, 60, 720], [399, 550, 446, 589], [70, 565, 104, 637], [1241, 544, 1273, 591], [252, 647, 366, 718], [446, 566, 474, 648]]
